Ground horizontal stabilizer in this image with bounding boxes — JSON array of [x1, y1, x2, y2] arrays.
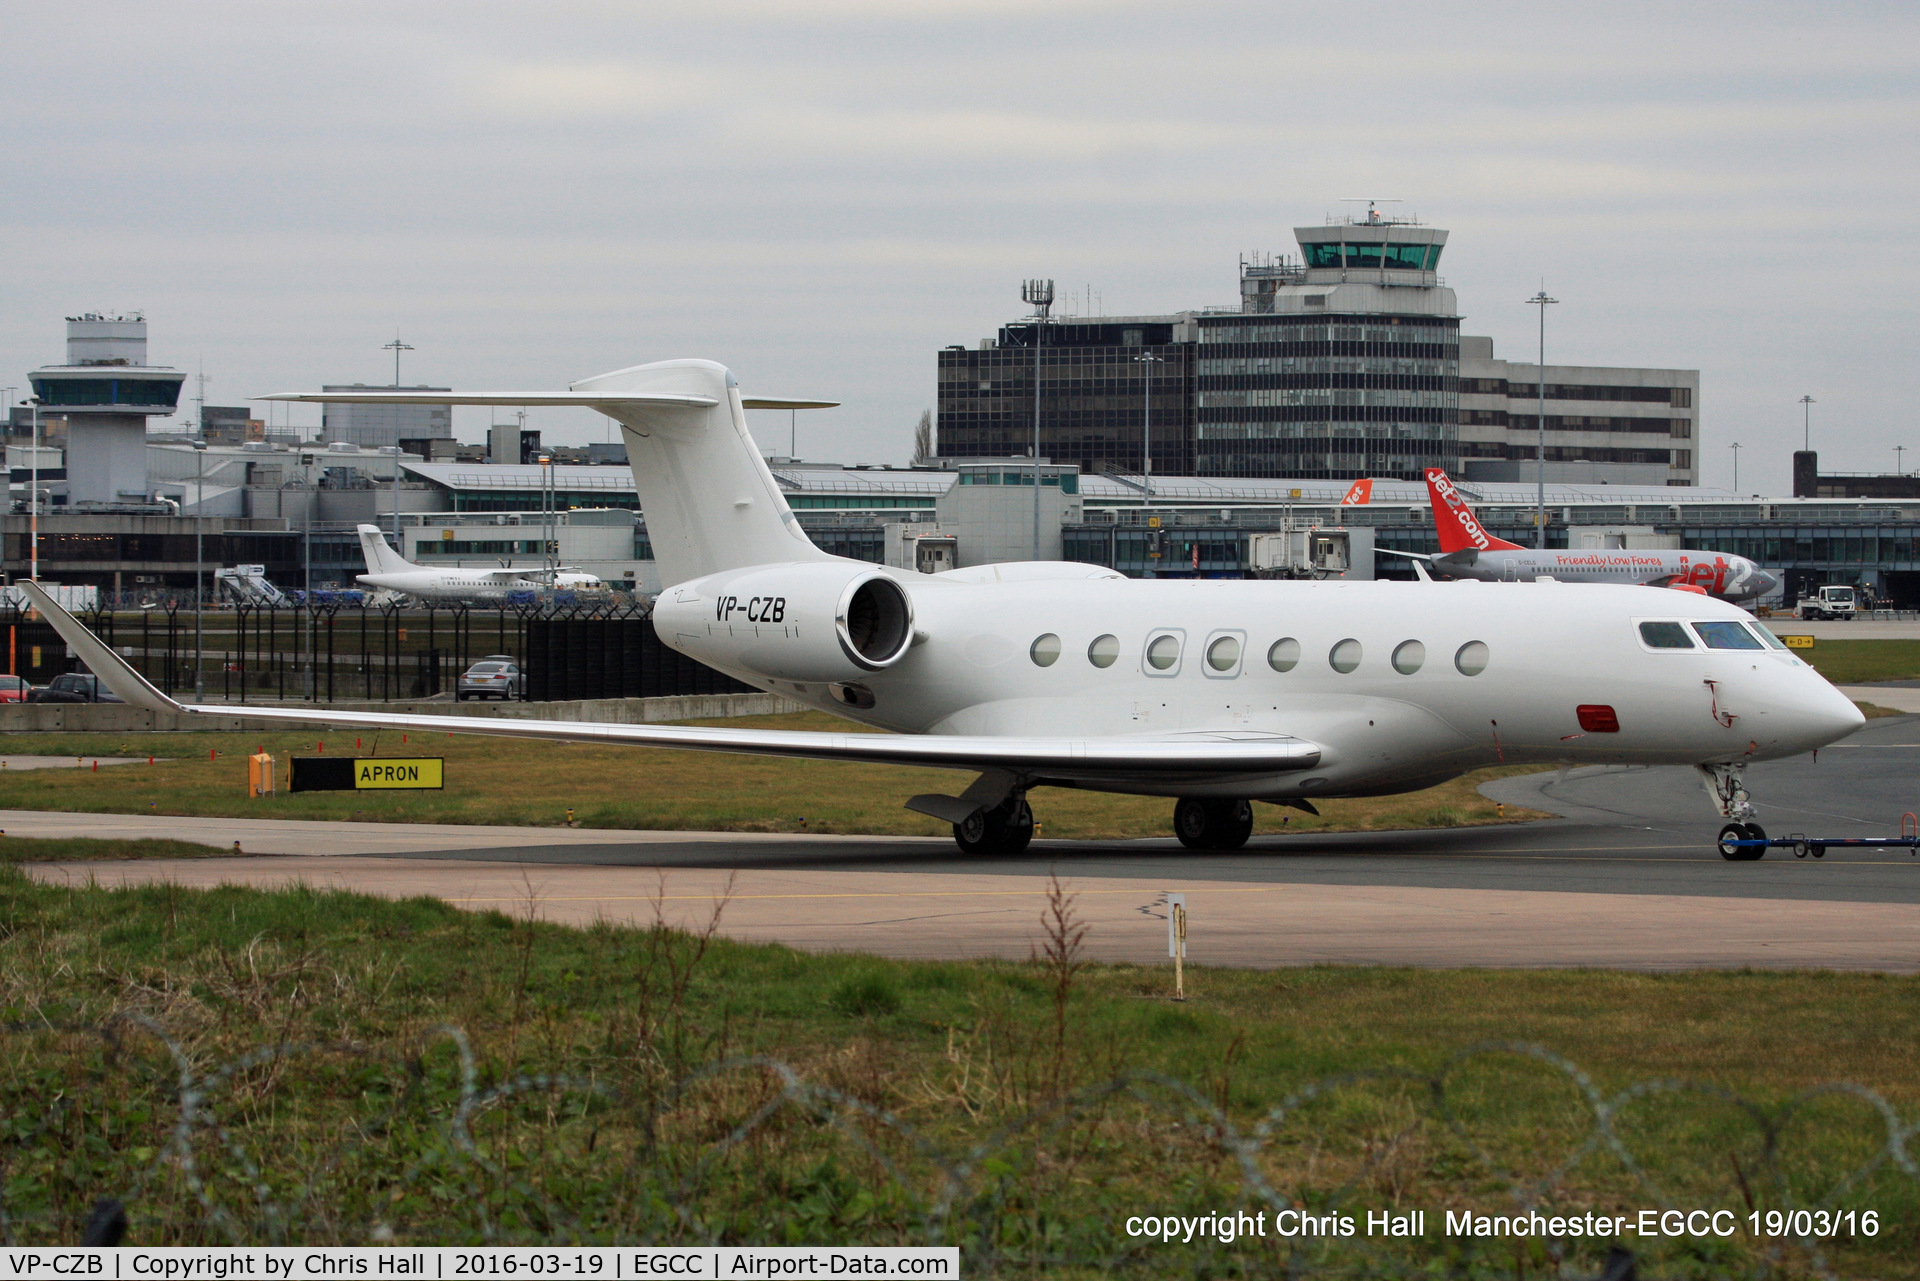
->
[[256, 391, 721, 409], [255, 393, 839, 410]]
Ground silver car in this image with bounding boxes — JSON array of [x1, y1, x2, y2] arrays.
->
[[456, 657, 525, 701]]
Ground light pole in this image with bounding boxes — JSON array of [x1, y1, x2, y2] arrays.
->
[[27, 397, 42, 580], [390, 447, 403, 545], [1525, 289, 1558, 550], [1799, 395, 1815, 452], [383, 335, 413, 387], [1897, 445, 1908, 475], [193, 441, 207, 701], [1134, 351, 1164, 504], [1021, 279, 1054, 561], [1729, 441, 1742, 491]]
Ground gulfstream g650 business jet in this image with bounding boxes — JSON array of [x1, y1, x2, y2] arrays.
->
[[24, 359, 1860, 860]]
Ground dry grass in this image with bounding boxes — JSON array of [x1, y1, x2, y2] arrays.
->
[[0, 712, 1550, 838], [0, 867, 1912, 1272]]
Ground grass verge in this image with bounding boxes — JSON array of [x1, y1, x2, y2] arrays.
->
[[0, 714, 1550, 837], [1787, 638, 1920, 683], [0, 867, 1913, 1273], [0, 835, 237, 861]]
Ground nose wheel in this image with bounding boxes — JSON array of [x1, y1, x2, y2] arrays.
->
[[1717, 822, 1768, 861], [953, 794, 1034, 855], [1174, 798, 1254, 851]]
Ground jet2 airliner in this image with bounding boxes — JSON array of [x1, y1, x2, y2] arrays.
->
[[23, 359, 1860, 861]]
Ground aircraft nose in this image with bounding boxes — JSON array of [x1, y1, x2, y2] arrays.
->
[[1750, 569, 1780, 597]]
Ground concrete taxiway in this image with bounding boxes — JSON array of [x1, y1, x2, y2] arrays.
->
[[17, 716, 1920, 971]]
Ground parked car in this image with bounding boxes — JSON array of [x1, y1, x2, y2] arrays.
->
[[27, 672, 125, 704], [0, 674, 29, 703], [456, 656, 525, 701]]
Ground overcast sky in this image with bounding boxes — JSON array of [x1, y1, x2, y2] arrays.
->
[[3, 0, 1914, 494]]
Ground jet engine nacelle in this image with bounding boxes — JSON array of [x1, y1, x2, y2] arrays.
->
[[653, 561, 917, 684]]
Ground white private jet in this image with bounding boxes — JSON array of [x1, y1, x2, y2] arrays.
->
[[22, 359, 1861, 861], [1382, 469, 1780, 601], [355, 525, 604, 601]]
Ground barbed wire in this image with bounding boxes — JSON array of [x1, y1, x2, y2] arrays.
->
[[1, 1016, 1912, 1278]]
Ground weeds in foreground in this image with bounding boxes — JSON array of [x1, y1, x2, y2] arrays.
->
[[0, 866, 1914, 1277]]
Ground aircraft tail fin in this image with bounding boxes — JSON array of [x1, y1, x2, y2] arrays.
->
[[575, 360, 833, 585], [357, 524, 415, 575], [275, 363, 835, 587], [1424, 468, 1526, 555]]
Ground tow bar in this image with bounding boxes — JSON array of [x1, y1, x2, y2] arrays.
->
[[1718, 813, 1920, 860]]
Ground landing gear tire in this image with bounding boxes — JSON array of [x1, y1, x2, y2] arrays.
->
[[1719, 822, 1766, 861], [1175, 798, 1255, 851], [952, 795, 1034, 856]]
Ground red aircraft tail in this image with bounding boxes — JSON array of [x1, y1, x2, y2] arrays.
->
[[1425, 468, 1526, 555]]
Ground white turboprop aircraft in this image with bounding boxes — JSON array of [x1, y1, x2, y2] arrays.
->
[[1382, 469, 1780, 601], [355, 524, 604, 601], [22, 359, 1861, 861]]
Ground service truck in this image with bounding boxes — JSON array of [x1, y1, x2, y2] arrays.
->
[[1795, 584, 1857, 621]]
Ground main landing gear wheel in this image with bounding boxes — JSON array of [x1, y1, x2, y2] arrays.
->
[[1718, 822, 1767, 861], [1174, 798, 1254, 852], [952, 795, 1034, 856]]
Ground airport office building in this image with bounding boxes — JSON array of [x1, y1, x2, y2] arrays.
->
[[937, 213, 1699, 487]]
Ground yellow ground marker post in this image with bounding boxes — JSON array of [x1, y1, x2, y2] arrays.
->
[[1167, 892, 1188, 1001]]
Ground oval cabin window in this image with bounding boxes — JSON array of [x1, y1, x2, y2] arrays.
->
[[1455, 641, 1490, 676], [1030, 634, 1062, 667], [1267, 638, 1301, 672], [1391, 640, 1425, 675], [1206, 636, 1241, 672], [1087, 634, 1119, 668], [1329, 639, 1362, 674], [1147, 635, 1181, 671]]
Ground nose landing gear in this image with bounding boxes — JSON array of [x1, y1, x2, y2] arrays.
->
[[1174, 798, 1254, 851], [1701, 762, 1768, 860]]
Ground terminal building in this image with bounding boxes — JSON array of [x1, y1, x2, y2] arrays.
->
[[937, 208, 1700, 486]]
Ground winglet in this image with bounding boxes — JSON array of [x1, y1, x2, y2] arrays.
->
[[15, 582, 186, 714]]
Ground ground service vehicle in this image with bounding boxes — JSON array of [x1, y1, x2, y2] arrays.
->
[[1795, 585, 1857, 621]]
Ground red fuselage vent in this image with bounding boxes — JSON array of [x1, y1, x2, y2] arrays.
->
[[1576, 704, 1621, 733]]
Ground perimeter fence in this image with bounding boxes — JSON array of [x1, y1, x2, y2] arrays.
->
[[0, 596, 751, 703], [0, 1016, 1913, 1278]]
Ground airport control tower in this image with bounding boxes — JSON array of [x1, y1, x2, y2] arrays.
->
[[28, 314, 185, 505]]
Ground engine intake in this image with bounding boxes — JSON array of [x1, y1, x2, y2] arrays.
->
[[652, 561, 920, 686], [838, 575, 913, 669]]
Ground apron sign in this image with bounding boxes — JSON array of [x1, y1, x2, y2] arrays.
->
[[356, 758, 444, 789], [289, 757, 445, 792]]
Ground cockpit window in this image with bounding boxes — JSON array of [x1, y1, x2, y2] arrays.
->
[[1748, 625, 1789, 651], [1638, 621, 1694, 649], [1692, 621, 1764, 650]]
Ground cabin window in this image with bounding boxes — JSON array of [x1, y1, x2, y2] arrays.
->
[[1391, 640, 1425, 675], [1692, 621, 1763, 650], [1205, 634, 1242, 674], [1267, 637, 1301, 672], [1087, 634, 1119, 668], [1146, 633, 1182, 672], [1455, 640, 1490, 675], [1637, 621, 1694, 649], [1030, 634, 1062, 667], [1329, 638, 1362, 674]]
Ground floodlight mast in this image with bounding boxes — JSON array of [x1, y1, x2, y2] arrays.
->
[[1021, 278, 1054, 561], [1526, 288, 1559, 550]]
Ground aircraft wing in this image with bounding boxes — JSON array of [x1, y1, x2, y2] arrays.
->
[[19, 583, 1320, 778]]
